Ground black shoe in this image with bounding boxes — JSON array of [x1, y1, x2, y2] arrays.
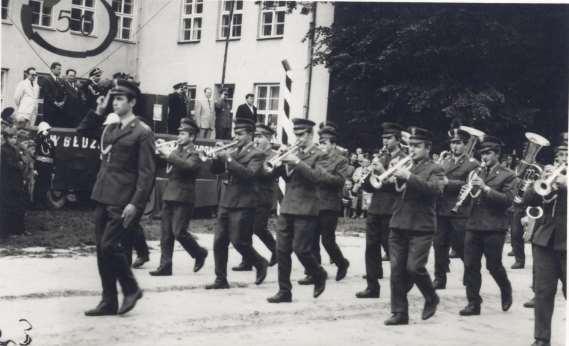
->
[[255, 259, 269, 285], [84, 300, 118, 316], [355, 287, 380, 298], [118, 289, 143, 315], [531, 339, 551, 346], [269, 252, 277, 266], [132, 256, 149, 269], [511, 262, 525, 270], [267, 291, 292, 303], [384, 313, 409, 326], [194, 249, 208, 273], [382, 254, 390, 261], [336, 259, 349, 281], [205, 279, 230, 289], [459, 303, 481, 316], [313, 270, 327, 298], [507, 251, 514, 257], [298, 275, 314, 285], [523, 297, 535, 308], [149, 266, 172, 276], [232, 262, 253, 271], [422, 294, 440, 320], [433, 276, 446, 290], [501, 283, 513, 311]]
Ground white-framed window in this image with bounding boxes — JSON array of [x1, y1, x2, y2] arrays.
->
[[255, 84, 280, 127], [112, 0, 135, 41], [180, 0, 203, 42], [218, 0, 243, 40], [30, 0, 52, 27], [2, 0, 9, 20], [1, 68, 8, 106], [186, 85, 197, 115], [70, 0, 95, 35], [259, 1, 285, 39]]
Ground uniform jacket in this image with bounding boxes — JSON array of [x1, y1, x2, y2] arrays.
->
[[276, 144, 329, 216], [14, 79, 40, 119], [464, 163, 516, 232], [77, 110, 156, 210], [256, 147, 279, 207], [437, 154, 480, 218], [211, 141, 263, 209], [167, 92, 188, 131], [215, 99, 232, 129], [162, 144, 201, 204], [364, 148, 407, 216], [389, 157, 444, 232], [317, 147, 354, 212], [235, 103, 257, 123], [524, 184, 567, 251], [194, 98, 215, 129]]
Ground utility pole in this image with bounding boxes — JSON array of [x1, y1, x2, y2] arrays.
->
[[220, 0, 235, 89]]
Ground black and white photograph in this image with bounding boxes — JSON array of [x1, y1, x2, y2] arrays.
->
[[0, 1, 567, 345]]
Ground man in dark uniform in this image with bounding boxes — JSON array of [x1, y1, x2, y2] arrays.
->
[[205, 118, 269, 289], [167, 82, 188, 134], [215, 88, 233, 140], [298, 122, 353, 285], [150, 118, 208, 276], [232, 122, 278, 271], [77, 80, 156, 316], [433, 128, 479, 289], [525, 139, 566, 346], [267, 118, 329, 303], [0, 126, 26, 239], [384, 127, 444, 325], [356, 122, 406, 299], [460, 135, 515, 316]]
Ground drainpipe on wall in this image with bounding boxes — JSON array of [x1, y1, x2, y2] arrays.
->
[[134, 0, 143, 80], [303, 2, 317, 119]]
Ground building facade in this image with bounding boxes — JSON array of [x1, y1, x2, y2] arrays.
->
[[1, 0, 333, 131]]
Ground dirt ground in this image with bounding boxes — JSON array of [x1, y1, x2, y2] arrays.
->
[[0, 218, 565, 346]]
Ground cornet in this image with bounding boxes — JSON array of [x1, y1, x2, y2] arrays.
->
[[533, 163, 567, 196], [198, 140, 239, 162], [264, 143, 301, 172]]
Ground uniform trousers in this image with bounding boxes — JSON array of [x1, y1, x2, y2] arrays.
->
[[125, 224, 149, 262], [241, 205, 277, 266], [276, 214, 325, 293], [434, 216, 465, 278], [389, 229, 436, 314], [213, 207, 265, 280], [94, 204, 139, 304], [158, 201, 205, 268], [311, 210, 347, 266], [510, 209, 525, 264], [365, 214, 391, 289], [533, 244, 566, 343], [463, 230, 510, 304]]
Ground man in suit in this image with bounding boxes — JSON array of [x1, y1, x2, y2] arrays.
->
[[77, 80, 155, 316], [266, 118, 329, 303], [433, 128, 479, 289], [167, 82, 188, 135], [14, 67, 40, 127], [205, 118, 269, 289], [150, 118, 208, 276], [356, 122, 406, 299], [194, 87, 215, 139], [298, 122, 353, 285], [460, 135, 515, 316], [525, 139, 566, 346], [384, 127, 444, 325], [235, 93, 257, 123], [232, 123, 278, 271], [215, 88, 233, 140], [40, 62, 66, 126]]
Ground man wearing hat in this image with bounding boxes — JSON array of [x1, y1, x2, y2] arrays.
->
[[297, 121, 353, 286], [524, 133, 566, 346], [78, 79, 156, 316], [432, 127, 479, 289], [206, 118, 269, 289], [384, 126, 444, 325], [231, 122, 278, 271], [150, 118, 208, 276], [356, 122, 406, 299], [266, 118, 329, 303], [167, 82, 189, 135], [80, 67, 104, 111], [460, 135, 515, 316], [33, 122, 55, 209]]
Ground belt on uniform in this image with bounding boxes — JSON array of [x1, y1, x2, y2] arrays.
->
[[36, 156, 54, 164]]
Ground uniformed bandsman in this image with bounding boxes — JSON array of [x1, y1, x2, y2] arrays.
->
[[460, 135, 515, 316], [149, 118, 208, 276], [77, 79, 155, 316]]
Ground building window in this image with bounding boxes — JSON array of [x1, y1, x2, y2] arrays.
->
[[70, 0, 95, 35], [259, 1, 285, 39], [219, 0, 243, 40], [180, 0, 203, 42], [255, 84, 279, 127], [30, 0, 52, 27], [2, 0, 9, 20], [112, 0, 135, 41], [186, 85, 197, 115]]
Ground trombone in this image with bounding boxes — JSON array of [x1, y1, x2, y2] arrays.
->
[[198, 140, 240, 162], [264, 143, 301, 172]]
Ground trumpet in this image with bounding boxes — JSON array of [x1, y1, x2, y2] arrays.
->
[[264, 143, 301, 172], [155, 139, 178, 154], [451, 161, 487, 213], [198, 140, 240, 162], [368, 155, 413, 190], [525, 206, 544, 220], [533, 163, 567, 196]]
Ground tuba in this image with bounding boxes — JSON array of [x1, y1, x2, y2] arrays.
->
[[513, 132, 550, 203], [459, 126, 486, 159]]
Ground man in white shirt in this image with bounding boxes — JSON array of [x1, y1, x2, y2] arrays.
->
[[194, 87, 216, 139], [14, 67, 40, 127]]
